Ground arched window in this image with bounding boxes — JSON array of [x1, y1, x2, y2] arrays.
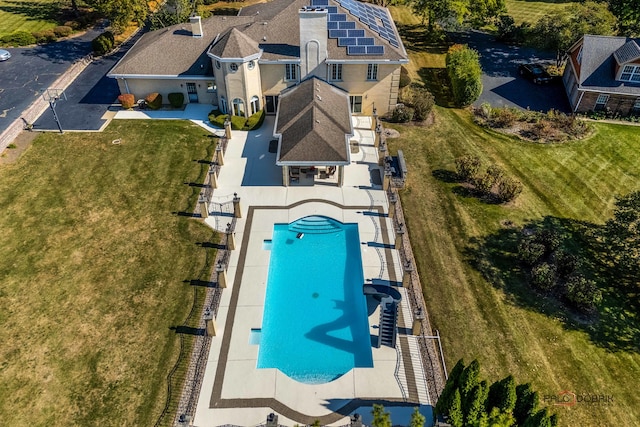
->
[[220, 96, 227, 114], [232, 98, 245, 117], [250, 96, 260, 115]]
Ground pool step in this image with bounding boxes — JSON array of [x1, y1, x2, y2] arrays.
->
[[289, 215, 343, 234], [377, 296, 398, 348]]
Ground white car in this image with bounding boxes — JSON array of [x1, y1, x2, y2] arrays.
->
[[0, 49, 11, 61]]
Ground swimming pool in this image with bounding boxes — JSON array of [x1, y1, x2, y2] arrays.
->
[[257, 215, 373, 384]]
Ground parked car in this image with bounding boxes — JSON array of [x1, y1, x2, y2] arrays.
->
[[0, 49, 11, 61], [518, 63, 554, 84]]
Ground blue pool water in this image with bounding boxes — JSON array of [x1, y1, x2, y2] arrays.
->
[[257, 216, 373, 384]]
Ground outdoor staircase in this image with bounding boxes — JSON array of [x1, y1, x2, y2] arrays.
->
[[378, 296, 398, 347]]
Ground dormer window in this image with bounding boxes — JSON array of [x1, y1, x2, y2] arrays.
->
[[620, 64, 640, 82]]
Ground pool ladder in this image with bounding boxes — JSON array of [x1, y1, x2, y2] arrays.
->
[[377, 296, 398, 348]]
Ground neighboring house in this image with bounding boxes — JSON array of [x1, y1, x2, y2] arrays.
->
[[564, 35, 640, 115], [107, 0, 408, 117]]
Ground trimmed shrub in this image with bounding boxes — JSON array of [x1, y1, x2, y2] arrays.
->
[[531, 262, 557, 292], [32, 29, 57, 44], [518, 239, 546, 266], [118, 94, 136, 109], [53, 26, 73, 38], [391, 104, 414, 123], [399, 66, 411, 88], [566, 275, 602, 312], [475, 164, 503, 196], [92, 32, 114, 55], [552, 250, 578, 279], [1, 31, 36, 46], [446, 44, 483, 107], [145, 93, 162, 110], [407, 85, 435, 121], [455, 155, 481, 183], [533, 229, 561, 254], [244, 110, 265, 130], [210, 113, 228, 128], [497, 176, 523, 202], [230, 115, 246, 130], [168, 92, 185, 108]]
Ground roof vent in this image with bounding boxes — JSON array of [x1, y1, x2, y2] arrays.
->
[[317, 95, 322, 101], [262, 36, 267, 41]]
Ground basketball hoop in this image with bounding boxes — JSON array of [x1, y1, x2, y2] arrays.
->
[[42, 88, 66, 134]]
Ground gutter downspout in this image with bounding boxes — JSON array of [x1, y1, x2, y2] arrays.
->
[[574, 90, 585, 113], [123, 78, 131, 94]]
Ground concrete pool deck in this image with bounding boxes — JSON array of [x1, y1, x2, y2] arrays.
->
[[191, 115, 433, 426]]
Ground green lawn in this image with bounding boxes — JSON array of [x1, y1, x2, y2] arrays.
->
[[389, 109, 640, 427], [0, 120, 218, 426], [505, 0, 576, 24], [0, 0, 63, 38]]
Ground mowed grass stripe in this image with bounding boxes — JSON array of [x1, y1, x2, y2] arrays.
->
[[0, 120, 217, 426], [0, 0, 62, 37], [505, 0, 576, 24], [389, 107, 640, 426]]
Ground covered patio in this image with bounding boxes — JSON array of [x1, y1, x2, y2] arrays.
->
[[273, 77, 353, 187]]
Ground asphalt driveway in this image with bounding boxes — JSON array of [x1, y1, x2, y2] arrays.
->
[[450, 30, 570, 112], [0, 27, 103, 131]]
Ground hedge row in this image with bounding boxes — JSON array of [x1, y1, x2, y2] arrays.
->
[[208, 109, 265, 131], [1, 26, 74, 47]]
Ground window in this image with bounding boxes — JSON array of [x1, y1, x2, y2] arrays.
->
[[207, 82, 216, 93], [229, 63, 238, 73], [220, 96, 227, 114], [250, 95, 260, 115], [215, 60, 221, 70], [620, 64, 640, 82], [367, 63, 378, 81], [232, 98, 245, 117], [330, 63, 343, 81], [350, 95, 362, 113], [633, 98, 640, 112], [594, 93, 609, 110], [576, 47, 583, 64], [285, 64, 297, 81], [248, 60, 255, 70]]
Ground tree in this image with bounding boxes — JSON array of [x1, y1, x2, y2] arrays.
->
[[566, 274, 602, 312], [522, 408, 558, 427], [409, 407, 426, 427], [603, 190, 640, 281], [514, 383, 539, 425], [464, 382, 488, 425], [150, 0, 193, 30], [87, 0, 149, 32], [449, 389, 464, 427], [532, 2, 616, 66], [459, 359, 481, 399], [412, 0, 453, 31], [608, 0, 640, 36], [371, 404, 391, 427], [468, 0, 506, 26], [487, 375, 517, 413], [436, 358, 466, 416], [446, 44, 483, 106]]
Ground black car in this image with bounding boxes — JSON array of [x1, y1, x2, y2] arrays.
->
[[518, 63, 554, 84]]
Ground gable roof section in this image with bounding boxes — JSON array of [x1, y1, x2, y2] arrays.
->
[[575, 35, 640, 96], [614, 40, 640, 65], [275, 77, 352, 164], [208, 27, 261, 60], [108, 16, 253, 77]]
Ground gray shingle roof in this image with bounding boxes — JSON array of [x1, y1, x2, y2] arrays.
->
[[109, 0, 407, 77], [275, 77, 352, 164], [613, 40, 640, 64], [209, 27, 261, 59], [577, 35, 640, 96]]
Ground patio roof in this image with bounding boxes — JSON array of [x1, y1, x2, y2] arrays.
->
[[274, 77, 353, 165]]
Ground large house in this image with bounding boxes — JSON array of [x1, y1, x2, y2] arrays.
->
[[107, 0, 408, 118], [563, 35, 640, 115]]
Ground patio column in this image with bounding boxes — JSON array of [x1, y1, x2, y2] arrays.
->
[[378, 141, 387, 166], [209, 167, 218, 189], [216, 263, 228, 288], [224, 118, 232, 139], [395, 222, 405, 248], [216, 142, 225, 165], [402, 259, 414, 288], [282, 166, 289, 187], [383, 170, 392, 191], [199, 194, 208, 219], [337, 165, 344, 187], [233, 193, 242, 218], [204, 308, 217, 337], [388, 191, 397, 218], [412, 307, 425, 335]]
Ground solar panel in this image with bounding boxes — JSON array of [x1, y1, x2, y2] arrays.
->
[[338, 21, 356, 29], [338, 37, 357, 46], [367, 45, 384, 55], [357, 37, 374, 46], [328, 13, 346, 21], [311, 0, 328, 5], [347, 46, 367, 55], [327, 21, 338, 30], [348, 29, 365, 37], [329, 29, 348, 38], [327, 6, 338, 13]]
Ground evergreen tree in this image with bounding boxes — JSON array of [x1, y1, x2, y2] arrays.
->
[[435, 358, 466, 416], [514, 383, 538, 425], [449, 389, 464, 427], [523, 408, 558, 427], [371, 404, 391, 427], [409, 407, 426, 427], [459, 359, 481, 399], [464, 381, 488, 425], [487, 375, 517, 413]]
